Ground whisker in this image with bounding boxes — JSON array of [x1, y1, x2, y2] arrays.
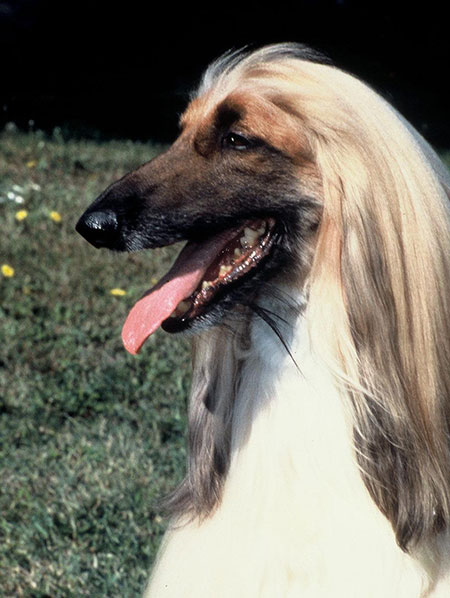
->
[[245, 300, 301, 372]]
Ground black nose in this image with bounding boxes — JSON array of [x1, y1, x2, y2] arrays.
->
[[76, 210, 119, 248]]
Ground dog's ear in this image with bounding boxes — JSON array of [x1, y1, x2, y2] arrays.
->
[[307, 115, 450, 549], [163, 327, 243, 519]]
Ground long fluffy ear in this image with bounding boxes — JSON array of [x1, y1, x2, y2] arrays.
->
[[163, 324, 246, 520], [307, 71, 450, 550]]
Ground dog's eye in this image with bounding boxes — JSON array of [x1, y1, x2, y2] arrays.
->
[[222, 132, 251, 150]]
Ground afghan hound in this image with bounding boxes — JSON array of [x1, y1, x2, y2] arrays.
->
[[76, 44, 450, 597]]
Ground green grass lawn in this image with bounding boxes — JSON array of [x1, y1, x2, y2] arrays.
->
[[0, 126, 191, 597]]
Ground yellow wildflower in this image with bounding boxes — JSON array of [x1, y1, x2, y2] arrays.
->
[[110, 288, 127, 296], [1, 264, 15, 278], [26, 160, 37, 168], [49, 211, 62, 222], [15, 209, 28, 221]]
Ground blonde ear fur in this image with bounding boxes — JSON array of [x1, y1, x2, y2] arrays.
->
[[303, 63, 450, 548]]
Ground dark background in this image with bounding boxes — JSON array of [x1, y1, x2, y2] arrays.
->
[[1, 0, 448, 147]]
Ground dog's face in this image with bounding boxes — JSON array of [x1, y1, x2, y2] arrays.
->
[[76, 89, 322, 350]]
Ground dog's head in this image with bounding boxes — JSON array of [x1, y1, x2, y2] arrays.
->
[[76, 45, 324, 352], [77, 43, 450, 550]]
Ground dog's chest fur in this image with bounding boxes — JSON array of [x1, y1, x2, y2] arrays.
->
[[144, 311, 433, 598]]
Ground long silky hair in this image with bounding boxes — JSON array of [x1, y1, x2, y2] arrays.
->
[[166, 44, 450, 551]]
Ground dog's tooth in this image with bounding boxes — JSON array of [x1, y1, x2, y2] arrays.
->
[[174, 299, 190, 316], [256, 223, 266, 235], [234, 247, 242, 258], [202, 280, 212, 290], [219, 264, 232, 277], [244, 227, 259, 245]]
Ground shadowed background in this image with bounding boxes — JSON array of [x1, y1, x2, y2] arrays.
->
[[1, 0, 449, 147]]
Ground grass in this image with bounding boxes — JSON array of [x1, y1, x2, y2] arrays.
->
[[0, 126, 192, 597]]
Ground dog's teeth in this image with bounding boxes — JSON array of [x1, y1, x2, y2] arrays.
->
[[234, 247, 242, 258], [202, 280, 212, 290], [219, 264, 232, 277]]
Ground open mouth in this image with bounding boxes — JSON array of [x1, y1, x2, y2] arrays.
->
[[163, 218, 276, 331], [121, 218, 276, 354]]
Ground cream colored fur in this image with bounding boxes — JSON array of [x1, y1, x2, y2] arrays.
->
[[141, 45, 450, 597], [145, 303, 450, 597]]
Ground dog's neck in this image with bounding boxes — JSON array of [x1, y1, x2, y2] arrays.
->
[[185, 296, 428, 596], [149, 288, 443, 597], [228, 293, 360, 496]]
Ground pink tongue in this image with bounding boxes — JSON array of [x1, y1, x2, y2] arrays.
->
[[122, 229, 239, 354]]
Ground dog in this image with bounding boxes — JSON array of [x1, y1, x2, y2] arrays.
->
[[76, 44, 450, 597]]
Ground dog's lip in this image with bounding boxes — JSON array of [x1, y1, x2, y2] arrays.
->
[[161, 218, 276, 333]]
